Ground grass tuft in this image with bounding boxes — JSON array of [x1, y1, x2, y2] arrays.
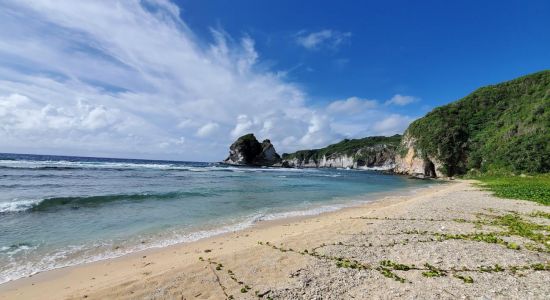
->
[[453, 274, 474, 283]]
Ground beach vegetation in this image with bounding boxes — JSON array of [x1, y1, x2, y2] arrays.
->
[[257, 240, 550, 287], [335, 258, 364, 269], [404, 70, 550, 177], [422, 263, 447, 277], [380, 260, 413, 271], [529, 210, 550, 219], [453, 274, 474, 283], [474, 175, 550, 205], [376, 266, 407, 283], [479, 264, 505, 272]]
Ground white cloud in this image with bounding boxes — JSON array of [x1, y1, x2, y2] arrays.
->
[[372, 114, 414, 135], [196, 122, 219, 137], [385, 94, 418, 106], [324, 96, 415, 138], [0, 1, 416, 161], [299, 114, 334, 146], [327, 97, 378, 115], [295, 30, 351, 50], [230, 115, 254, 138]]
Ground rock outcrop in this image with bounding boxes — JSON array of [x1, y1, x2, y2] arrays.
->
[[393, 134, 443, 178], [283, 145, 397, 169], [223, 134, 281, 166], [394, 71, 550, 177], [281, 136, 401, 170]]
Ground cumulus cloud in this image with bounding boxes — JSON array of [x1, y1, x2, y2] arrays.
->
[[372, 114, 414, 135], [295, 30, 351, 50], [0, 0, 416, 160], [196, 122, 219, 137], [324, 96, 415, 138], [385, 94, 418, 106], [327, 97, 378, 115]]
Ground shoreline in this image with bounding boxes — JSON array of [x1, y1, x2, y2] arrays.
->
[[2, 180, 548, 299], [0, 181, 448, 298], [0, 180, 438, 286]]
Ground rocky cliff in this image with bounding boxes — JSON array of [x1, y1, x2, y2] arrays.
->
[[282, 135, 401, 169], [394, 70, 550, 177], [393, 134, 443, 178], [223, 134, 282, 166]]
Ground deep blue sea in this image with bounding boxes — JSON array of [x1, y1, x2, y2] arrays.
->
[[0, 153, 435, 283]]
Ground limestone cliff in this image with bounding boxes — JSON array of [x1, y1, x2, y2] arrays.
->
[[393, 134, 443, 178], [282, 135, 400, 169], [223, 134, 281, 166], [394, 71, 550, 177]]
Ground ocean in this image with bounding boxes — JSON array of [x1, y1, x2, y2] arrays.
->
[[0, 153, 435, 284]]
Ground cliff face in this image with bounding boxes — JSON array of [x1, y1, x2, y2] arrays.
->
[[282, 136, 400, 169], [283, 146, 396, 169], [256, 139, 282, 165], [396, 70, 550, 177], [223, 134, 281, 166], [393, 134, 443, 178]]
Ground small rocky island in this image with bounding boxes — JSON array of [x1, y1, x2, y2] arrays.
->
[[223, 133, 282, 166]]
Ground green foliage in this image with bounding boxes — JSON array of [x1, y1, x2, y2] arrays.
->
[[475, 175, 550, 205], [422, 263, 447, 277], [434, 232, 514, 248], [234, 133, 262, 148], [479, 264, 505, 272], [529, 211, 550, 219], [380, 260, 413, 271], [376, 266, 408, 283], [282, 135, 401, 162], [405, 70, 550, 176], [433, 212, 549, 251], [488, 213, 550, 251], [335, 258, 364, 269], [453, 274, 474, 283]]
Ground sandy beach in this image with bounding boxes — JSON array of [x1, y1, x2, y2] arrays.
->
[[1, 180, 549, 299]]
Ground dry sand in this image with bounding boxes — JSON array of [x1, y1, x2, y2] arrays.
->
[[1, 180, 549, 299]]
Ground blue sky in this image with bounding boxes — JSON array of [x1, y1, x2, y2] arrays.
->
[[181, 0, 550, 105], [0, 0, 549, 161]]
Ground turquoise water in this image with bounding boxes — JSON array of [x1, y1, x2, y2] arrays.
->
[[0, 153, 434, 284]]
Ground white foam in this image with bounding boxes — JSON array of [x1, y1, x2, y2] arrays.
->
[[256, 204, 349, 222], [0, 215, 264, 284], [314, 174, 342, 177], [0, 159, 322, 174], [0, 159, 193, 171], [0, 198, 367, 285], [0, 199, 41, 213], [356, 164, 395, 171]]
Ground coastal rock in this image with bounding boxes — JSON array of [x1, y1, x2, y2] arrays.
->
[[393, 134, 443, 178], [256, 139, 282, 165], [282, 143, 397, 169], [393, 71, 550, 177], [223, 134, 281, 166]]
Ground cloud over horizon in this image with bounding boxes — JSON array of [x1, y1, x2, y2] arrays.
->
[[385, 94, 418, 106], [295, 29, 352, 50], [0, 0, 417, 161]]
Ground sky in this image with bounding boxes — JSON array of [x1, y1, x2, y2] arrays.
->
[[0, 0, 549, 162]]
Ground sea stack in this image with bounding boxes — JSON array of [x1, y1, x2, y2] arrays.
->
[[223, 133, 282, 166]]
